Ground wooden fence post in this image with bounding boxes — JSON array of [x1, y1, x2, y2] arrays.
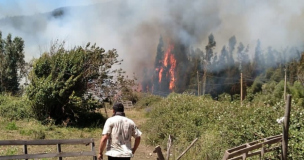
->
[[23, 144, 28, 160], [153, 145, 165, 160], [91, 140, 97, 160], [282, 94, 291, 160], [167, 135, 173, 160], [57, 144, 62, 160], [0, 139, 96, 160]]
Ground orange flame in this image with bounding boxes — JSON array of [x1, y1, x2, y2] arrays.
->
[[155, 44, 176, 91], [163, 45, 174, 67], [169, 53, 176, 90], [159, 67, 163, 83], [164, 53, 169, 67]]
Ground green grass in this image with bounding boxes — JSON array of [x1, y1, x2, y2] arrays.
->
[[0, 117, 102, 160], [5, 121, 18, 130]]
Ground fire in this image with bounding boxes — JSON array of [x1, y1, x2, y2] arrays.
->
[[159, 67, 163, 83], [169, 53, 176, 90], [163, 45, 174, 67], [154, 44, 176, 91]]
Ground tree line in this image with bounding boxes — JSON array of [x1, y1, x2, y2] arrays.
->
[[144, 34, 302, 101], [0, 31, 137, 125]]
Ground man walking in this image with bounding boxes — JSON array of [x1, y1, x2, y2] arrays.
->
[[98, 103, 142, 160]]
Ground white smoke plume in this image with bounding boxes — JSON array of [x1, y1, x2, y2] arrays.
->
[[0, 0, 304, 77]]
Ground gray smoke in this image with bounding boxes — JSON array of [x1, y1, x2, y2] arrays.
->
[[1, 0, 304, 80]]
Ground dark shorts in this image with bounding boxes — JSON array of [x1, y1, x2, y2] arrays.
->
[[108, 156, 130, 160]]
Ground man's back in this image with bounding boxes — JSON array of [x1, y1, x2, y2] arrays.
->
[[102, 115, 141, 157], [98, 103, 141, 160]]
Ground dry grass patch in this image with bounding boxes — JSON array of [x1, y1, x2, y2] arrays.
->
[[0, 108, 158, 160]]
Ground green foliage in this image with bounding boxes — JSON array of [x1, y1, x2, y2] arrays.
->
[[26, 41, 110, 124], [0, 94, 32, 120], [218, 93, 231, 101], [290, 81, 304, 99], [251, 75, 264, 93], [134, 94, 163, 109], [288, 105, 304, 158], [143, 93, 290, 159], [19, 129, 34, 136], [270, 67, 284, 82], [0, 31, 26, 94], [5, 121, 18, 130], [75, 112, 106, 128]]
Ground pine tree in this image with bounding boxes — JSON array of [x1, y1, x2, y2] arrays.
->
[[224, 36, 238, 100], [218, 45, 228, 71], [253, 39, 264, 76], [228, 36, 236, 66], [202, 34, 216, 95], [152, 36, 164, 93], [265, 46, 276, 68]]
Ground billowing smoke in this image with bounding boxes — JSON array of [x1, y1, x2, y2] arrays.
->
[[1, 0, 304, 82]]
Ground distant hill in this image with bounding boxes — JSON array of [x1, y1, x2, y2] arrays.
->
[[0, 0, 128, 35], [0, 7, 66, 34]]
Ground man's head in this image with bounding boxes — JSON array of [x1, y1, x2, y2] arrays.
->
[[113, 103, 125, 116]]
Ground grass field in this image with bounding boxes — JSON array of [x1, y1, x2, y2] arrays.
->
[[0, 108, 159, 160]]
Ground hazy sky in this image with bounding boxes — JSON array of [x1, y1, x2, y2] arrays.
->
[[0, 0, 104, 18], [1, 0, 304, 78]]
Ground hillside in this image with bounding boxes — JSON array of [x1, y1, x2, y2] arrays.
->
[[0, 0, 129, 36]]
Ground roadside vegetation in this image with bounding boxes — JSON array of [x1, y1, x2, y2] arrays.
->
[[1, 30, 304, 159]]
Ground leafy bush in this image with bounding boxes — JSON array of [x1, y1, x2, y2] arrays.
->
[[288, 102, 304, 159], [0, 94, 32, 120], [143, 93, 292, 159], [218, 93, 231, 102], [290, 81, 304, 99], [134, 94, 163, 109], [26, 42, 113, 124]]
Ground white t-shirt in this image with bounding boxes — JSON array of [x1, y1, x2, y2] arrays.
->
[[102, 115, 142, 157]]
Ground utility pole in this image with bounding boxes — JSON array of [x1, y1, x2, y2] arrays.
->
[[239, 61, 243, 106], [202, 71, 206, 95], [240, 72, 243, 106], [284, 66, 287, 101], [282, 94, 291, 160], [202, 61, 207, 96], [197, 71, 200, 96]]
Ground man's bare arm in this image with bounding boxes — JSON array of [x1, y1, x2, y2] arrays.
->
[[132, 136, 141, 154], [98, 134, 109, 160]]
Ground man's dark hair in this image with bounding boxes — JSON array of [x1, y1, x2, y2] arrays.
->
[[113, 103, 125, 116], [113, 103, 124, 112]]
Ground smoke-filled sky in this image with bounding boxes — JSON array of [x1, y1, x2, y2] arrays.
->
[[0, 0, 304, 77]]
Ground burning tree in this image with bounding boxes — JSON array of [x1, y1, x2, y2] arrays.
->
[[141, 36, 192, 95]]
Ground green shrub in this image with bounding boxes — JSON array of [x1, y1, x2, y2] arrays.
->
[[0, 95, 32, 120], [288, 103, 304, 159], [218, 93, 231, 102], [143, 93, 287, 159], [26, 43, 114, 125], [134, 94, 163, 109]]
